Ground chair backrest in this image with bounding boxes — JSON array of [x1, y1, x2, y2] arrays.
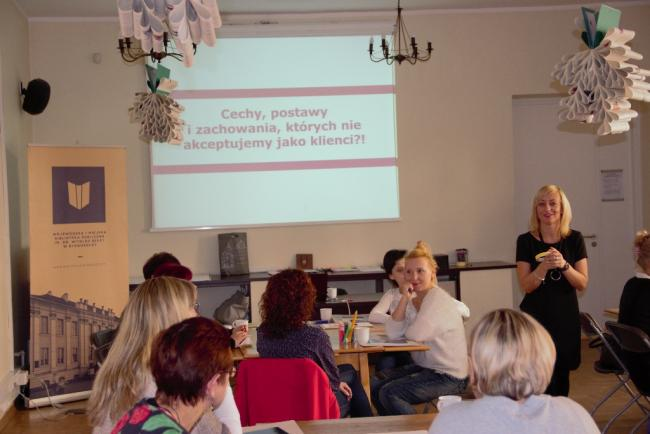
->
[[606, 321, 650, 395], [90, 328, 117, 365], [580, 312, 627, 372], [606, 322, 650, 354], [234, 358, 340, 426]]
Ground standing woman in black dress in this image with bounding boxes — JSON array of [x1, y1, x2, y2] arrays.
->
[[516, 184, 589, 396]]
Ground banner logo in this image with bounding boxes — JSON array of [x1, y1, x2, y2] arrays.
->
[[67, 181, 90, 210], [52, 167, 106, 224]]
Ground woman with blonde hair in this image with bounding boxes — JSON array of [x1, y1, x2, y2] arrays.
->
[[516, 184, 588, 396], [370, 241, 468, 415], [88, 276, 238, 434], [429, 309, 598, 433]]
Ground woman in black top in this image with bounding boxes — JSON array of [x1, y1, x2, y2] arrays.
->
[[618, 229, 650, 389], [516, 185, 589, 396]]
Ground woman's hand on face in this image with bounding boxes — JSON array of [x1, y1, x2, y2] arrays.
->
[[339, 382, 352, 400], [399, 282, 414, 298]]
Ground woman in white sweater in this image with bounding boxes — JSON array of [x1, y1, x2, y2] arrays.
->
[[370, 241, 469, 415], [429, 309, 599, 434], [369, 249, 408, 324]]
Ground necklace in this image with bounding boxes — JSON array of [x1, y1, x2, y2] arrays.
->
[[159, 403, 183, 428]]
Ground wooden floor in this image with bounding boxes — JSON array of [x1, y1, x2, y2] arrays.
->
[[1, 340, 648, 434]]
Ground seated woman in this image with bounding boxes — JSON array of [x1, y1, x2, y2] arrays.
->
[[371, 241, 468, 415], [256, 269, 373, 418], [112, 316, 234, 433], [369, 249, 413, 372], [618, 229, 650, 389], [428, 309, 599, 434], [87, 277, 239, 434], [369, 249, 470, 373], [369, 249, 409, 324]]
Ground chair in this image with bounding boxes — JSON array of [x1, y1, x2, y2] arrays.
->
[[579, 312, 642, 432], [234, 358, 340, 426], [606, 321, 650, 434], [90, 328, 117, 366]]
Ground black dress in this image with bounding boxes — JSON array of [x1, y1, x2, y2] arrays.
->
[[516, 230, 587, 396]]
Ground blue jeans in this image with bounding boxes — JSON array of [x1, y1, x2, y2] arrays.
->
[[374, 351, 413, 373], [371, 363, 468, 415], [334, 364, 373, 418]]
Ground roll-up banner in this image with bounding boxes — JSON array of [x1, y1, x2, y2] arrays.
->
[[27, 145, 128, 406]]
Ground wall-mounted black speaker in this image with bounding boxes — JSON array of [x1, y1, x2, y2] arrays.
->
[[21, 79, 50, 115]]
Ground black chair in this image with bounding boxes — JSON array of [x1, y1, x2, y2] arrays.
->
[[90, 328, 117, 366], [580, 312, 642, 432], [605, 321, 650, 434]]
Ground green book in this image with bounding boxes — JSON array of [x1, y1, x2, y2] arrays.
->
[[596, 4, 621, 34]]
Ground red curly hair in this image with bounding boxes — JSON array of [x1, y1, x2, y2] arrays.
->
[[259, 269, 316, 338]]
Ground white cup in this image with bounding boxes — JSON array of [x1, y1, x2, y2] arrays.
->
[[354, 326, 370, 345], [320, 308, 333, 321], [327, 287, 337, 299], [232, 319, 249, 330], [437, 395, 462, 411]]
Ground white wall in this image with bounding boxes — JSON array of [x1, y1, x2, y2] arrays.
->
[[25, 6, 650, 280], [0, 5, 640, 371], [0, 0, 31, 420]]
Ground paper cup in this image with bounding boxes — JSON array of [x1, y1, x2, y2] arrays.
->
[[232, 319, 248, 330], [327, 287, 338, 299], [320, 308, 333, 321], [437, 395, 462, 410], [354, 326, 370, 345]]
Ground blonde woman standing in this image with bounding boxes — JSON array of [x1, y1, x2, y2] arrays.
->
[[370, 241, 468, 415], [516, 185, 588, 396], [428, 309, 598, 434], [87, 277, 238, 434]]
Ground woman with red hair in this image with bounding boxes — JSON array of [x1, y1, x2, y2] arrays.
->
[[112, 316, 234, 433], [256, 269, 372, 418]]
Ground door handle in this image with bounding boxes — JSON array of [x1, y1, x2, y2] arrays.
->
[[583, 234, 597, 239]]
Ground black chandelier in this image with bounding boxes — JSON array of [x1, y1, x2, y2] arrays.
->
[[369, 0, 433, 65], [117, 32, 196, 63]]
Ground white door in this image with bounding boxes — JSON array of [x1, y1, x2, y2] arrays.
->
[[512, 96, 641, 326]]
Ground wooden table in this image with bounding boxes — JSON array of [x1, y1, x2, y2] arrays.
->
[[332, 340, 430, 400], [234, 329, 429, 401], [243, 414, 435, 434], [299, 413, 434, 433]]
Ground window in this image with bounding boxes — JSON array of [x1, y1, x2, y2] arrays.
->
[[40, 348, 49, 366], [56, 319, 64, 336], [72, 348, 78, 363], [71, 321, 78, 336], [57, 348, 64, 364], [40, 316, 49, 334]]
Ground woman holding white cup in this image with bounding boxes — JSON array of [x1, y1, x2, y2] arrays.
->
[[428, 309, 598, 434]]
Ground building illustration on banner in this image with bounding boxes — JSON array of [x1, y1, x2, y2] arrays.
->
[[29, 291, 119, 399]]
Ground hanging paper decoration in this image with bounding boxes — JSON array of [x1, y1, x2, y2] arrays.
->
[[117, 0, 222, 67], [551, 4, 650, 135], [129, 64, 185, 144]]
